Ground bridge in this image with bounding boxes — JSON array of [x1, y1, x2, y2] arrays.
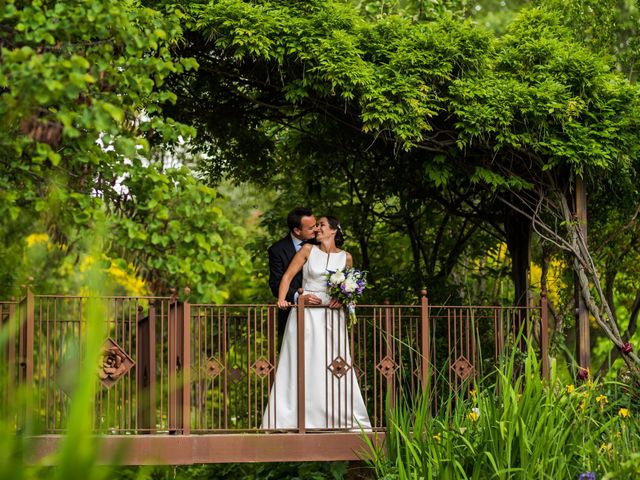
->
[[1, 289, 548, 464]]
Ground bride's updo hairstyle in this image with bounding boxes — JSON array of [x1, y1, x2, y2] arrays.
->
[[325, 216, 345, 247]]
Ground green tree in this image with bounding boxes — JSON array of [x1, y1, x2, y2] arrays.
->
[[0, 0, 250, 300], [164, 0, 640, 376]]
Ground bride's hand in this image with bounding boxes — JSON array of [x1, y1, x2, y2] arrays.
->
[[306, 294, 322, 305], [328, 298, 342, 309]]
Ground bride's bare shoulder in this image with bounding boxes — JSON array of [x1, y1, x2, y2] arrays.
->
[[344, 251, 353, 266]]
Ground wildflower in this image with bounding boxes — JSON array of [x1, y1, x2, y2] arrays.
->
[[578, 472, 596, 480], [621, 342, 633, 354], [595, 395, 608, 410], [432, 433, 441, 443], [566, 384, 575, 394], [467, 407, 480, 422], [618, 408, 630, 418], [26, 233, 49, 247], [599, 442, 613, 454], [577, 367, 589, 382]]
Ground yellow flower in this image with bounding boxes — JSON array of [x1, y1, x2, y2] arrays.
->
[[599, 442, 613, 454], [467, 408, 480, 422], [566, 384, 575, 394], [596, 395, 608, 410], [26, 233, 49, 247], [619, 408, 630, 418], [432, 433, 441, 442]]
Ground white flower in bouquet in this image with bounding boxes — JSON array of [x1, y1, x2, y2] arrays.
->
[[329, 271, 346, 285], [343, 277, 358, 293]]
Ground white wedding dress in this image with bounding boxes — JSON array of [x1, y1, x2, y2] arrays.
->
[[262, 245, 372, 430]]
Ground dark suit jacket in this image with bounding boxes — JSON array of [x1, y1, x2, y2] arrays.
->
[[268, 235, 303, 338]]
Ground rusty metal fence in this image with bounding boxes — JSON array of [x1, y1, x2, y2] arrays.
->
[[1, 289, 549, 436]]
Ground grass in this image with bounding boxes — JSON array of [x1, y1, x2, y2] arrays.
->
[[366, 348, 640, 479]]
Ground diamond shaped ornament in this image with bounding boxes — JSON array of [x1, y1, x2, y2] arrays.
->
[[376, 356, 398, 380], [251, 358, 274, 378], [229, 365, 243, 382], [328, 356, 351, 379], [204, 356, 225, 379], [451, 356, 474, 381], [98, 338, 134, 389]]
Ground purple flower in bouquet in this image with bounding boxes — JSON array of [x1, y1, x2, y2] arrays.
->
[[326, 267, 368, 326]]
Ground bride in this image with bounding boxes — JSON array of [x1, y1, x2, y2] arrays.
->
[[261, 216, 372, 430]]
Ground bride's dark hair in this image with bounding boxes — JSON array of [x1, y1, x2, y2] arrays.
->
[[325, 216, 344, 247]]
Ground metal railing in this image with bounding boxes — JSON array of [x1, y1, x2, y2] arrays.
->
[[2, 289, 549, 463]]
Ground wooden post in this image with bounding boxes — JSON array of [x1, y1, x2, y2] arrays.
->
[[168, 288, 191, 435], [575, 177, 590, 372], [540, 288, 550, 380], [420, 290, 430, 392], [137, 302, 157, 433], [17, 287, 34, 430], [5, 302, 17, 405], [18, 288, 35, 387], [384, 301, 394, 409], [182, 288, 191, 435], [168, 291, 180, 433], [296, 292, 306, 433]]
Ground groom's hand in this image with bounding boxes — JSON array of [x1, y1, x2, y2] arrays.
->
[[277, 299, 291, 309]]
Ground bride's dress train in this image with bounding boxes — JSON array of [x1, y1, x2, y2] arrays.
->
[[262, 246, 371, 430]]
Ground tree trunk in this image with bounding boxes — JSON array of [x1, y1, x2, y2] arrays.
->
[[504, 207, 532, 309]]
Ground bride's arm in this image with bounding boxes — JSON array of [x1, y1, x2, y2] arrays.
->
[[277, 244, 312, 308]]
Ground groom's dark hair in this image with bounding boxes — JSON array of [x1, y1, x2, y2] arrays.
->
[[287, 207, 313, 232]]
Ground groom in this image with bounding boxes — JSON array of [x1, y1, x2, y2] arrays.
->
[[268, 207, 322, 339]]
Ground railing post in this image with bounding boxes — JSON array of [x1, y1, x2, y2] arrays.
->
[[17, 286, 34, 430], [296, 292, 306, 434], [182, 287, 191, 435], [420, 290, 430, 393], [1, 300, 17, 415], [384, 300, 394, 409], [18, 287, 34, 387], [137, 302, 156, 433], [540, 288, 550, 380], [168, 288, 191, 435], [168, 290, 180, 433]]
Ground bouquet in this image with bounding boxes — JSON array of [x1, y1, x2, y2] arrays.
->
[[326, 267, 368, 326]]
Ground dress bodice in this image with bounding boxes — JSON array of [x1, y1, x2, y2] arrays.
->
[[302, 246, 346, 294]]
